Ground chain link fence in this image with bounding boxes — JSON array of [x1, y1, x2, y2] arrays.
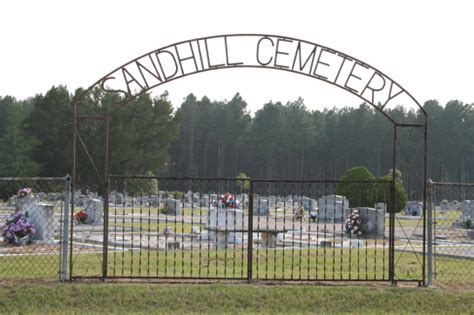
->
[[0, 176, 69, 281], [428, 180, 474, 288]]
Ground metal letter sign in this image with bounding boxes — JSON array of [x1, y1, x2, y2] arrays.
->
[[75, 34, 424, 124]]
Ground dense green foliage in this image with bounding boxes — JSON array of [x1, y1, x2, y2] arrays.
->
[[336, 167, 376, 208], [336, 167, 408, 212], [0, 87, 473, 199]]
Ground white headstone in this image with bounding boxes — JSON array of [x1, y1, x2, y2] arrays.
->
[[28, 203, 55, 242], [460, 200, 474, 221], [405, 201, 423, 216], [440, 199, 450, 212], [165, 198, 182, 215], [318, 195, 350, 222], [345, 207, 385, 236], [253, 198, 269, 215], [85, 198, 103, 224]]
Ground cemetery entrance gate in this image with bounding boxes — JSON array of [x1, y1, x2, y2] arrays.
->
[[69, 34, 428, 285]]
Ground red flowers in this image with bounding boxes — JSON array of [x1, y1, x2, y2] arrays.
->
[[74, 210, 88, 223]]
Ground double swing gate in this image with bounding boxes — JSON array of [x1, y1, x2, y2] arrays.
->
[[69, 176, 426, 284]]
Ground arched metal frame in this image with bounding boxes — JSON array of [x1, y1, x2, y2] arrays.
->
[[71, 34, 428, 285]]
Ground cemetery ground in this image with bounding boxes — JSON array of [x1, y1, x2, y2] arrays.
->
[[0, 282, 473, 314]]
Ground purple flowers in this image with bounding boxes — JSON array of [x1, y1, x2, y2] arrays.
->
[[2, 212, 36, 244]]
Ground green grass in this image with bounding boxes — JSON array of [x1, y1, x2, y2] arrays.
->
[[1, 248, 472, 287], [0, 283, 472, 314]]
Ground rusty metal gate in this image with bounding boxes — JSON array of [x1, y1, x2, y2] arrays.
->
[[68, 176, 425, 284]]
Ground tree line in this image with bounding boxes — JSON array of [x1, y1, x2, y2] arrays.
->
[[0, 86, 473, 198]]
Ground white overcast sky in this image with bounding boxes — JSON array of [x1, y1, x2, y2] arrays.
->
[[0, 0, 473, 113]]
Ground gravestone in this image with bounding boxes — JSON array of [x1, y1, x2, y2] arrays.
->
[[318, 195, 350, 222], [207, 208, 244, 248], [115, 193, 124, 205], [200, 195, 209, 207], [28, 203, 55, 242], [165, 198, 182, 215], [253, 198, 269, 215], [85, 198, 103, 224], [405, 201, 423, 216], [345, 207, 385, 236], [451, 200, 461, 210], [301, 196, 317, 211], [16, 196, 35, 212], [440, 199, 450, 212], [460, 200, 473, 221]]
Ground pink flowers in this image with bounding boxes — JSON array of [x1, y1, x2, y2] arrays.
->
[[17, 188, 33, 198]]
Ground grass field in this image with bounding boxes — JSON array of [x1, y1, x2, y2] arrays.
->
[[0, 282, 473, 314], [1, 248, 473, 287]]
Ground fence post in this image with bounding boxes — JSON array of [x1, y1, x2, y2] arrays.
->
[[247, 180, 254, 281], [61, 175, 71, 283], [426, 179, 434, 286]]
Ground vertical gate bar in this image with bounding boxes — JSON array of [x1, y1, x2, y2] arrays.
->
[[113, 184, 117, 277], [122, 180, 126, 277], [389, 124, 397, 285], [102, 179, 110, 280], [422, 122, 428, 286], [139, 190, 143, 276], [265, 182, 269, 280], [102, 113, 110, 280], [247, 179, 254, 281], [224, 180, 229, 279], [61, 175, 71, 282], [426, 179, 434, 286], [70, 101, 77, 281], [180, 183, 185, 277]]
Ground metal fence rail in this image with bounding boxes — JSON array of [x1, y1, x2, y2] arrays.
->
[[427, 180, 474, 287], [0, 176, 69, 281]]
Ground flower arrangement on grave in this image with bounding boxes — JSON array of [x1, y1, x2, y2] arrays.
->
[[220, 193, 236, 209], [344, 209, 362, 235], [15, 187, 35, 212], [74, 209, 88, 223], [17, 188, 33, 198], [1, 212, 36, 245]]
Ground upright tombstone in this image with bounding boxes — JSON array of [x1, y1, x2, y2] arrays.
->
[[115, 193, 124, 205], [253, 197, 269, 215], [451, 200, 461, 210], [405, 201, 423, 216], [301, 196, 317, 211], [16, 197, 35, 212], [28, 202, 55, 242], [460, 200, 473, 222], [318, 195, 350, 222], [165, 198, 182, 215], [345, 207, 385, 236], [200, 195, 209, 207], [85, 198, 103, 224], [207, 207, 244, 248], [440, 199, 450, 212]]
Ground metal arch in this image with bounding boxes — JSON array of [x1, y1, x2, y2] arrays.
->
[[70, 34, 429, 285], [71, 34, 426, 122]]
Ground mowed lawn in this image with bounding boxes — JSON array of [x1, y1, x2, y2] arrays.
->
[[0, 282, 473, 314]]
